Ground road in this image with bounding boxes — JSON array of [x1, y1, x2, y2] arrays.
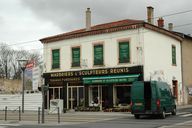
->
[[0, 107, 192, 128]]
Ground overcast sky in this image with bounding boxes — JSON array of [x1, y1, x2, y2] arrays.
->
[[0, 0, 192, 51]]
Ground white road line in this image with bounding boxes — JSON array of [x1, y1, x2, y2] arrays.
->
[[158, 120, 192, 128], [179, 113, 192, 117], [176, 112, 190, 115], [0, 124, 20, 126]]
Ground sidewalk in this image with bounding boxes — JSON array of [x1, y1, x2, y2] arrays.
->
[[0, 111, 131, 125], [0, 105, 191, 126]]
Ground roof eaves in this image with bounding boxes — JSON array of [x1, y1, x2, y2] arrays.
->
[[40, 22, 144, 43], [144, 23, 183, 42]]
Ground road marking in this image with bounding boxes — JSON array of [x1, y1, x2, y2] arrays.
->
[[176, 112, 190, 115], [158, 120, 192, 128], [179, 113, 192, 117], [0, 124, 20, 126]]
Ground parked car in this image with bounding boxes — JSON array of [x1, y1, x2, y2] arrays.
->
[[131, 81, 176, 119]]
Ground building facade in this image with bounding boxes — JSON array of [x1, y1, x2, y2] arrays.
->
[[40, 8, 184, 111]]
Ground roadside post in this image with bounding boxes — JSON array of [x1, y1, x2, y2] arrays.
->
[[5, 106, 7, 121], [41, 84, 49, 124], [58, 107, 60, 123], [19, 106, 21, 121], [38, 107, 41, 124]]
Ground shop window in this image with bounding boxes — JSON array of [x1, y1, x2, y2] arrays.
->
[[119, 42, 130, 63], [52, 49, 60, 69], [172, 45, 176, 65], [72, 47, 80, 67], [90, 87, 99, 106], [116, 86, 131, 105], [94, 44, 103, 65]]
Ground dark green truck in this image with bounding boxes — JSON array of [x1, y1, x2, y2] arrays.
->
[[131, 81, 176, 119]]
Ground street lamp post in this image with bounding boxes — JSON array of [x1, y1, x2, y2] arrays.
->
[[18, 59, 28, 113]]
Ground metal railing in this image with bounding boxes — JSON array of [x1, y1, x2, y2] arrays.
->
[[1, 106, 62, 124], [4, 106, 21, 121]]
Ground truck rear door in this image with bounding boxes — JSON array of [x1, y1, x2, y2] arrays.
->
[[131, 81, 145, 113]]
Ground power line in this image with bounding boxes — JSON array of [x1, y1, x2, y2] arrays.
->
[[1, 9, 192, 48], [160, 9, 192, 18], [0, 40, 39, 46], [173, 22, 192, 28], [149, 9, 192, 21]]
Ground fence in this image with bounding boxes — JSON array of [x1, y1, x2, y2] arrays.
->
[[0, 106, 61, 124]]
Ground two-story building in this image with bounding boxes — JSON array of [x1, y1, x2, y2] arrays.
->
[[40, 7, 183, 110]]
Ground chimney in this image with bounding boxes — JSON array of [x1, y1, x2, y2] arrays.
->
[[157, 17, 164, 28], [168, 23, 173, 31], [147, 6, 154, 24], [86, 8, 91, 31]]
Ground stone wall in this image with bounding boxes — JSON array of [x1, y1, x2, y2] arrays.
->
[[189, 96, 192, 104], [0, 78, 21, 94]]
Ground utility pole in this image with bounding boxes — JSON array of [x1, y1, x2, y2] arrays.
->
[[17, 59, 28, 113], [41, 84, 48, 124], [41, 85, 45, 124]]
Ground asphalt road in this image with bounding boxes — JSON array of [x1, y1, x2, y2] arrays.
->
[[0, 107, 192, 128]]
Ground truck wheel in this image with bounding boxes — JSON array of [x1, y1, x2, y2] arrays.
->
[[172, 107, 176, 115], [160, 110, 166, 119], [134, 114, 140, 119]]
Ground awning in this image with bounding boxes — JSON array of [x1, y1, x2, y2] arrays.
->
[[83, 74, 140, 85]]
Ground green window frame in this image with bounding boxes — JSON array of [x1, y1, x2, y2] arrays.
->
[[52, 49, 60, 69], [119, 42, 130, 63], [172, 45, 176, 65], [72, 47, 80, 67], [94, 44, 104, 65]]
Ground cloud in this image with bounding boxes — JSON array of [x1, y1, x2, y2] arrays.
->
[[21, 0, 192, 34]]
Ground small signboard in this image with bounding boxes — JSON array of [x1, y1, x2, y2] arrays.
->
[[189, 87, 192, 95], [32, 66, 40, 90]]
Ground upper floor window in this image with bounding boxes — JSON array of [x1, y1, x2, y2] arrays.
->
[[52, 49, 60, 69], [72, 47, 80, 67], [119, 41, 130, 63], [94, 44, 104, 66], [172, 45, 176, 65]]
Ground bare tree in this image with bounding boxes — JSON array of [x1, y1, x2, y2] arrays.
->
[[0, 43, 13, 79], [0, 43, 42, 80]]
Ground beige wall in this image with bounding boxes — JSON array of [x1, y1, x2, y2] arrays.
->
[[182, 37, 192, 87], [0, 78, 21, 93]]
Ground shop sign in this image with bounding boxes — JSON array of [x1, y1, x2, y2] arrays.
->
[[83, 76, 139, 84], [44, 66, 143, 83], [47, 67, 139, 78]]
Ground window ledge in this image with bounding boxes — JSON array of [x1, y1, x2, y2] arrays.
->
[[118, 62, 131, 65], [93, 64, 105, 67], [71, 66, 81, 69], [51, 68, 61, 70]]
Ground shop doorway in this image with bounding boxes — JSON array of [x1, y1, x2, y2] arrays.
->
[[102, 86, 110, 109], [67, 86, 84, 109], [47, 87, 63, 109], [172, 80, 178, 101]]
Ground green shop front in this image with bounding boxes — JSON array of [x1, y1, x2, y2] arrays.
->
[[43, 66, 143, 111]]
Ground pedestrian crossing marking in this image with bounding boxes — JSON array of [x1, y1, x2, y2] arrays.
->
[[179, 113, 192, 117], [176, 112, 189, 115], [0, 124, 20, 126]]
